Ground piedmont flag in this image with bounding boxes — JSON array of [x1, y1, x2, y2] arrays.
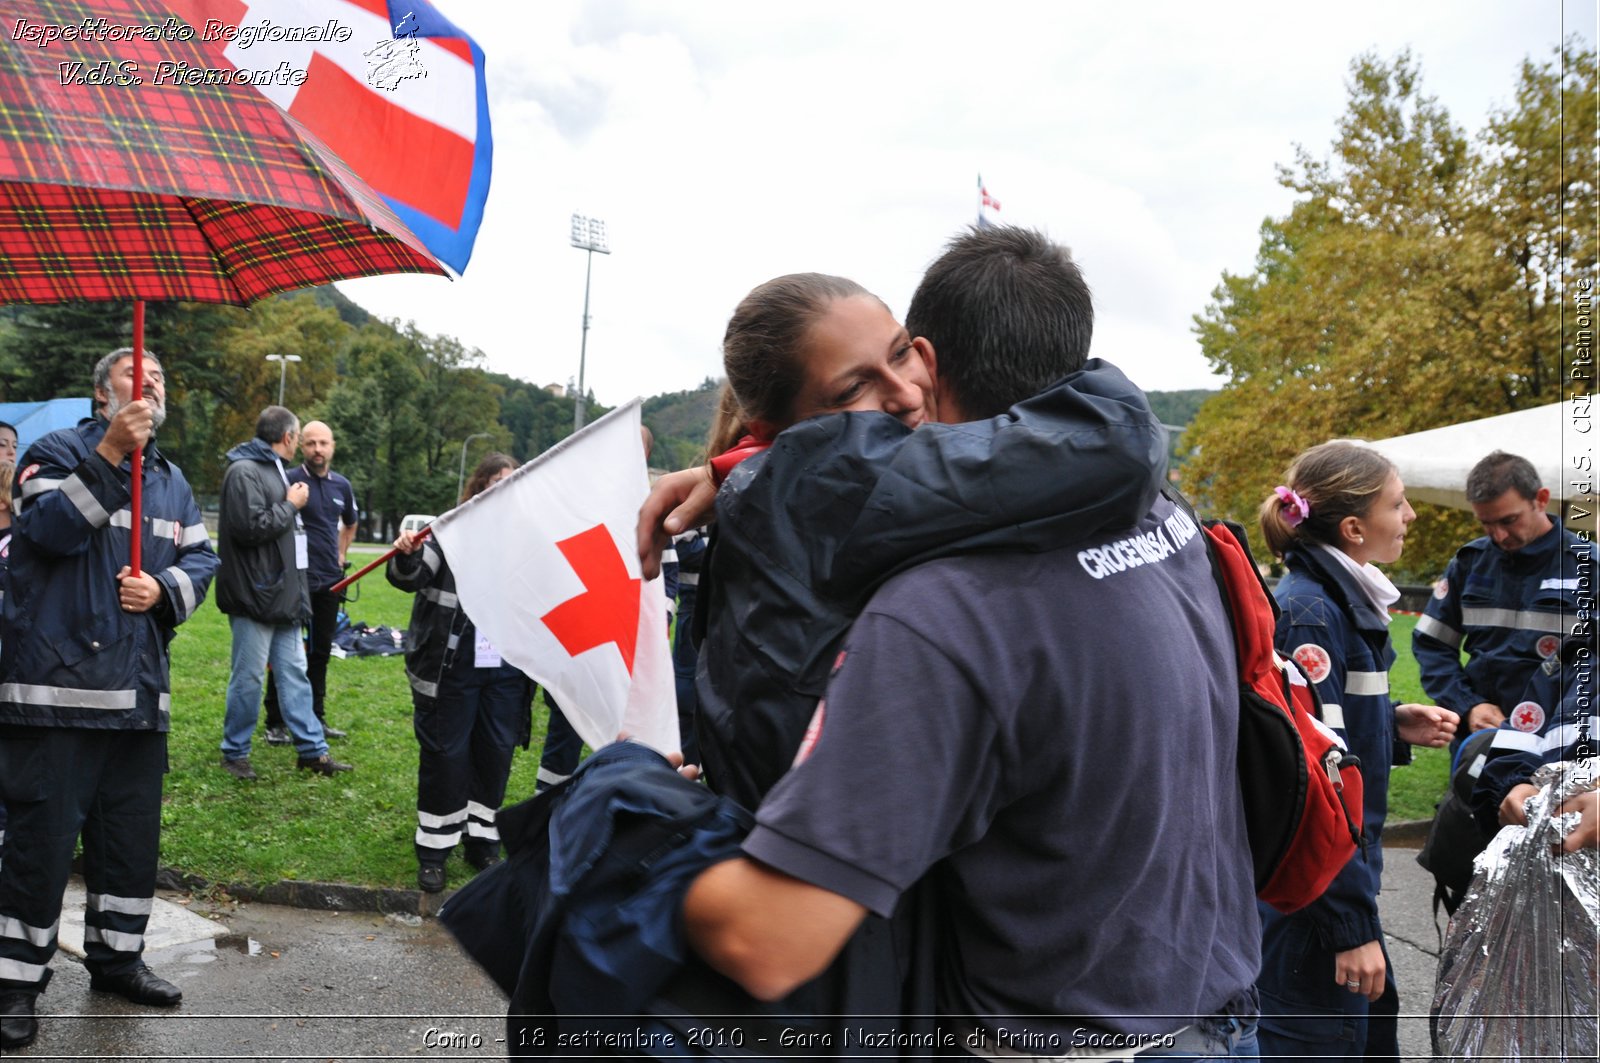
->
[[166, 0, 492, 273], [429, 401, 679, 756], [977, 173, 1002, 230]]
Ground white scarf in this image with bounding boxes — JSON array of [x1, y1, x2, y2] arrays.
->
[[1315, 542, 1400, 622]]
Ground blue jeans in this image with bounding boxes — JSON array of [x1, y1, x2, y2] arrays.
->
[[1144, 1015, 1260, 1060], [222, 615, 326, 760]]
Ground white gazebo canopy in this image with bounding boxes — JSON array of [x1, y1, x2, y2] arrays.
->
[[1365, 400, 1595, 531]]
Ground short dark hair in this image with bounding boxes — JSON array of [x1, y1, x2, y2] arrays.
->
[[1466, 450, 1542, 504], [905, 226, 1094, 419], [255, 406, 299, 445]]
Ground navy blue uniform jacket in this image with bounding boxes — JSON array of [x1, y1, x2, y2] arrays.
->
[[0, 417, 217, 731]]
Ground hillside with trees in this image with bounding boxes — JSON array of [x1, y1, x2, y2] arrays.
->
[[0, 291, 1215, 536]]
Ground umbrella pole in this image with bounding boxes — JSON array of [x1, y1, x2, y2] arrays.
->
[[130, 300, 144, 577]]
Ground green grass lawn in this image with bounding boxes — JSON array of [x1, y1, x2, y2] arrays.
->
[[1386, 612, 1451, 823], [160, 546, 562, 893], [158, 562, 1449, 890]]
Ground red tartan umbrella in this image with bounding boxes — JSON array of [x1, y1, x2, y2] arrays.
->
[[0, 0, 450, 569]]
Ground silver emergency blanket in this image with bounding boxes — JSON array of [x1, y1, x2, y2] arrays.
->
[[1433, 758, 1598, 1061]]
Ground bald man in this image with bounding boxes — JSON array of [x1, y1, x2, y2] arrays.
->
[[264, 420, 358, 742]]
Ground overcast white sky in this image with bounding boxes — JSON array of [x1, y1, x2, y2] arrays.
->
[[336, 0, 1595, 405]]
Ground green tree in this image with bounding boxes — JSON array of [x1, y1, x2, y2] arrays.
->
[[1185, 45, 1596, 579]]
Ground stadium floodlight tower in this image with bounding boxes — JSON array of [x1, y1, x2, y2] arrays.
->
[[569, 213, 611, 432]]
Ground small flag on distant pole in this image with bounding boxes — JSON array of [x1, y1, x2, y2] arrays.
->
[[977, 173, 1002, 229]]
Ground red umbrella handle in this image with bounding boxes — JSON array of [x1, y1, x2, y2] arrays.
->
[[130, 300, 144, 578]]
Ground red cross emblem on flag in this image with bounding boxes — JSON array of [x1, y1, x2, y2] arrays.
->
[[540, 525, 641, 674]]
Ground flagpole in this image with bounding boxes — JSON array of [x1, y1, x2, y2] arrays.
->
[[329, 527, 431, 595]]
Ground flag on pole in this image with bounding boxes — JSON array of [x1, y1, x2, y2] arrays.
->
[[977, 173, 1001, 230], [166, 0, 493, 273], [428, 401, 678, 756]]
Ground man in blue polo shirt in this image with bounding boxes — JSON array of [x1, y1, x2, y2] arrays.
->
[[264, 420, 357, 743]]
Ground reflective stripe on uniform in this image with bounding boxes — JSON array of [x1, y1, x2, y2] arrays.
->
[[1460, 607, 1570, 636], [420, 543, 442, 575], [19, 476, 63, 499], [0, 685, 170, 714], [417, 807, 468, 829], [1500, 716, 1600, 756], [1414, 614, 1462, 648], [405, 668, 438, 699], [420, 587, 457, 609], [166, 565, 196, 619], [1320, 703, 1346, 730], [1488, 729, 1540, 754], [61, 472, 112, 526], [415, 828, 461, 849], [83, 926, 143, 952], [87, 893, 153, 916], [466, 820, 500, 841], [0, 682, 135, 710], [1344, 670, 1389, 697], [0, 957, 49, 982], [0, 915, 57, 948], [113, 513, 213, 548]]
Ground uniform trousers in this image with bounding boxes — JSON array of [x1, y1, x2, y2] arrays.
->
[[0, 728, 165, 990], [415, 655, 529, 866], [535, 693, 582, 791]]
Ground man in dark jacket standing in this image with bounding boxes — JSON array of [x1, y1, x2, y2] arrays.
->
[[0, 347, 219, 1050], [216, 407, 350, 780]]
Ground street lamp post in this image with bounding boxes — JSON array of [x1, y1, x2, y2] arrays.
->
[[264, 353, 302, 405], [569, 213, 611, 432], [456, 432, 493, 503]]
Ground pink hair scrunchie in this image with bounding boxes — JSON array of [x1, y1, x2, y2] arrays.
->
[[1275, 485, 1310, 527]]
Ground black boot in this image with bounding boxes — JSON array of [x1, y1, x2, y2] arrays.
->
[[0, 990, 38, 1049], [88, 963, 182, 1006]]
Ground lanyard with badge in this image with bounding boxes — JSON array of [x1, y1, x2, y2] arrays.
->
[[274, 456, 309, 571]]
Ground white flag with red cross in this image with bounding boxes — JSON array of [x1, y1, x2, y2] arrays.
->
[[429, 400, 678, 755]]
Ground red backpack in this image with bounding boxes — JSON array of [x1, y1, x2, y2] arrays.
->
[[1195, 511, 1365, 912]]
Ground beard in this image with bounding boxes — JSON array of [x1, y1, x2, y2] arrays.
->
[[105, 390, 167, 431]]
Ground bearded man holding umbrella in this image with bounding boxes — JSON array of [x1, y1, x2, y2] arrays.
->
[[0, 344, 218, 1048], [0, 0, 467, 1046]]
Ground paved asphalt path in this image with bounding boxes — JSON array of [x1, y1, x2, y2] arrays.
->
[[14, 843, 1450, 1061]]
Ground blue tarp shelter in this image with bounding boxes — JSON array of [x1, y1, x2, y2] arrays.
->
[[0, 398, 92, 457]]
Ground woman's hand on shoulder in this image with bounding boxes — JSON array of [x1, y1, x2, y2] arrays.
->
[[1395, 703, 1458, 748]]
